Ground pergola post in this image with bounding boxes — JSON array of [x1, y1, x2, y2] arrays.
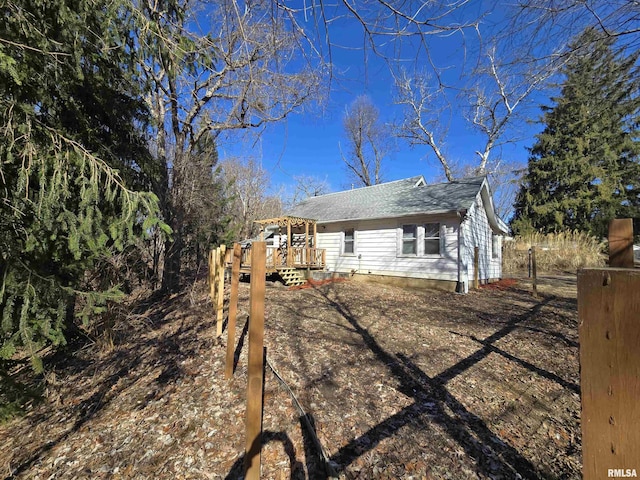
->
[[304, 221, 309, 265], [286, 219, 292, 267], [313, 222, 317, 248], [313, 222, 317, 265]]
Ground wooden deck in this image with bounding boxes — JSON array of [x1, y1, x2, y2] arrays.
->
[[234, 246, 326, 274]]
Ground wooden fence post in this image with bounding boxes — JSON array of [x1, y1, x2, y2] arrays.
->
[[578, 268, 640, 479], [609, 219, 634, 268], [216, 245, 226, 338], [225, 243, 241, 379], [531, 246, 538, 298], [245, 242, 266, 480], [473, 246, 479, 289], [209, 249, 217, 309]]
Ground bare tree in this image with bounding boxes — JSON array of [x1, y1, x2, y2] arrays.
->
[[394, 70, 454, 180], [503, 0, 640, 60], [134, 0, 323, 291], [221, 158, 282, 241], [285, 174, 331, 209], [341, 95, 391, 187]]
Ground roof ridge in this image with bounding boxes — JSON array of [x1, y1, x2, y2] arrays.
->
[[301, 175, 424, 200], [415, 175, 486, 188]]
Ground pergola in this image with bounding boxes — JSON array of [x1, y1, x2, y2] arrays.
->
[[254, 215, 318, 252]]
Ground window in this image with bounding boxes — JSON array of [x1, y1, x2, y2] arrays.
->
[[402, 224, 417, 254], [424, 223, 440, 255], [343, 228, 355, 254], [492, 234, 500, 259]]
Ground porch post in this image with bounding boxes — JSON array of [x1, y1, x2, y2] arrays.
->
[[286, 219, 292, 267], [313, 222, 317, 249], [305, 221, 309, 265]]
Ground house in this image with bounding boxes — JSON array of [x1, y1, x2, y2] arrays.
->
[[286, 175, 509, 292]]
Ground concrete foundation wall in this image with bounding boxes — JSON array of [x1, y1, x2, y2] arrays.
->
[[351, 273, 458, 292]]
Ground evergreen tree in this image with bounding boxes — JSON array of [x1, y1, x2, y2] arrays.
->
[[0, 0, 163, 371], [512, 28, 640, 238]]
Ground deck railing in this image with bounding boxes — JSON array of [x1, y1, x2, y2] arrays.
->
[[287, 247, 325, 268], [239, 246, 325, 270]]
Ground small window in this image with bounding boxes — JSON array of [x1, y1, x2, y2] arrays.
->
[[343, 228, 355, 254], [492, 234, 500, 259], [424, 223, 440, 255], [402, 224, 417, 254]]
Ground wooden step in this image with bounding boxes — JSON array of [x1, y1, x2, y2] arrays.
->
[[277, 268, 307, 286]]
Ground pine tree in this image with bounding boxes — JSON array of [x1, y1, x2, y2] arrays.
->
[[512, 28, 640, 239], [0, 0, 163, 371]]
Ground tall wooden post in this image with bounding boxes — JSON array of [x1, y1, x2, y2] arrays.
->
[[313, 222, 317, 248], [209, 249, 217, 308], [304, 221, 310, 270], [531, 246, 538, 298], [473, 246, 479, 289], [244, 242, 266, 480], [286, 219, 292, 267], [216, 245, 226, 338], [313, 222, 317, 265], [578, 269, 640, 479], [609, 219, 634, 268], [225, 243, 242, 379]]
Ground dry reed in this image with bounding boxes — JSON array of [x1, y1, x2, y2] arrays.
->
[[503, 231, 606, 273]]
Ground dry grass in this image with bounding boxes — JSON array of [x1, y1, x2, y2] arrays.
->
[[504, 231, 605, 273]]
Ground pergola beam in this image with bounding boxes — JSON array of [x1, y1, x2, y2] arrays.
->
[[254, 216, 317, 228]]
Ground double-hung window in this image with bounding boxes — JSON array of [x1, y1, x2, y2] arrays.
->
[[402, 224, 417, 254], [424, 223, 440, 255], [343, 228, 355, 254]]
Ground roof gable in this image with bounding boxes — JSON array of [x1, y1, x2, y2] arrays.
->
[[287, 175, 488, 223]]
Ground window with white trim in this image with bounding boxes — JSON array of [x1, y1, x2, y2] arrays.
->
[[343, 228, 355, 254], [424, 223, 441, 255], [401, 224, 417, 255]]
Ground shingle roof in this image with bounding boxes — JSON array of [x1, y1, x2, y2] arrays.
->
[[287, 175, 486, 223]]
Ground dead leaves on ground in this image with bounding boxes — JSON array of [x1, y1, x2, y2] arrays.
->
[[1, 276, 581, 478]]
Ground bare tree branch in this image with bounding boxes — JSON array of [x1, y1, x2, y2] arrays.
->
[[341, 95, 391, 186], [394, 70, 454, 181]]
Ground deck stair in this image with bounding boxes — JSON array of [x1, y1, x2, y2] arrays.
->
[[278, 268, 307, 287]]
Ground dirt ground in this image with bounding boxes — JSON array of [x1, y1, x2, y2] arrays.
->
[[0, 273, 581, 479]]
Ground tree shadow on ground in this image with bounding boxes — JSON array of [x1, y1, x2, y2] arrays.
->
[[309, 284, 568, 479]]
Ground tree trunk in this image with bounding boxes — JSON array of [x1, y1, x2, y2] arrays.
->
[[162, 224, 182, 293], [63, 293, 81, 343]]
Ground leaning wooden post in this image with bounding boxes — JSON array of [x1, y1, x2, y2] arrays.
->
[[609, 219, 634, 268], [216, 245, 226, 338], [225, 244, 242, 379], [531, 246, 538, 298], [473, 246, 479, 289], [244, 242, 266, 480], [578, 269, 640, 479]]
